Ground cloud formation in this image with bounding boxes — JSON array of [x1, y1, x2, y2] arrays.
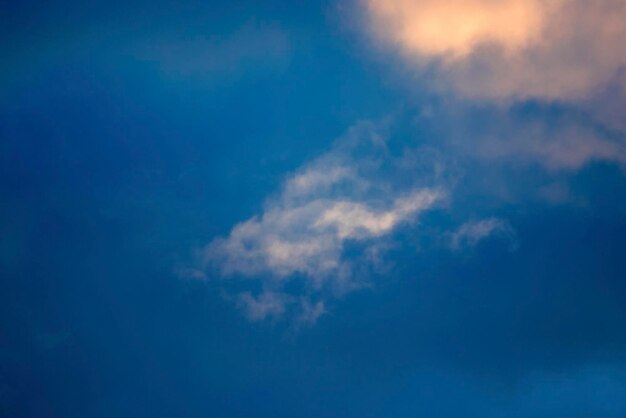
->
[[364, 0, 626, 99], [202, 122, 445, 323], [196, 3, 626, 325], [449, 218, 515, 250]]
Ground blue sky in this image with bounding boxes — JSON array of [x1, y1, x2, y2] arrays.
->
[[2, 1, 626, 417]]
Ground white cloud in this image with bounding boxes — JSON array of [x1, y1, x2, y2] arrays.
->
[[201, 122, 446, 323], [449, 218, 515, 250]]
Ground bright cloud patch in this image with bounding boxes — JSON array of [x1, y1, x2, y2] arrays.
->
[[364, 0, 626, 99], [367, 0, 550, 58], [201, 122, 445, 323], [210, 191, 439, 280]]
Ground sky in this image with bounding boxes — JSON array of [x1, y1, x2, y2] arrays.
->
[[2, 0, 626, 417]]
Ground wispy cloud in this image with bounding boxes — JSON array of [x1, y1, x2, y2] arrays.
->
[[473, 128, 626, 171], [236, 291, 292, 322], [138, 20, 290, 80], [455, 114, 626, 171], [200, 121, 446, 323], [449, 218, 515, 250]]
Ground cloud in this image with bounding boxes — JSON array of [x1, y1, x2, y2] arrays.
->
[[297, 299, 326, 326], [364, 0, 626, 99], [418, 100, 626, 171], [465, 119, 626, 170], [236, 291, 292, 322], [358, 1, 626, 186], [366, 0, 551, 59], [505, 134, 622, 170], [449, 218, 515, 250], [235, 291, 327, 326], [201, 121, 446, 323], [190, 5, 626, 326]]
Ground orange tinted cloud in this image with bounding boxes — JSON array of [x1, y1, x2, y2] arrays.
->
[[367, 0, 552, 58], [364, 0, 626, 99]]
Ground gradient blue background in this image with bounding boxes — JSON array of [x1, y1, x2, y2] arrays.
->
[[2, 1, 626, 417]]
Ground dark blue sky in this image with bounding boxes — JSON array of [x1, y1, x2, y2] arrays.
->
[[2, 1, 626, 417]]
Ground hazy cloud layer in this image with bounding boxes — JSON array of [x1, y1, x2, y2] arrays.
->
[[139, 20, 290, 80], [446, 108, 626, 171], [202, 122, 445, 323], [364, 0, 626, 99]]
